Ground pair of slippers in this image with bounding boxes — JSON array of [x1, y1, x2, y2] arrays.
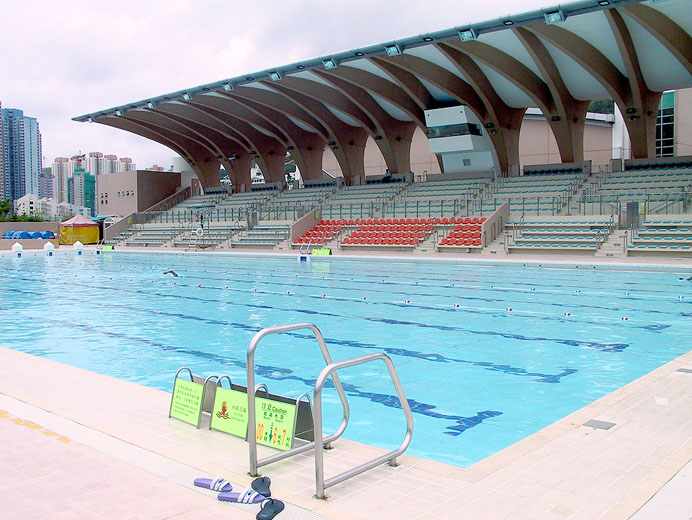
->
[[194, 476, 284, 519]]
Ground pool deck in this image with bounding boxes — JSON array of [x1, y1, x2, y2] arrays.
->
[[1, 343, 691, 519], [2, 248, 692, 519]]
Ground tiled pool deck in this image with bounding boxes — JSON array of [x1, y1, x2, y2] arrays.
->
[[1, 344, 692, 519], [2, 248, 692, 519]]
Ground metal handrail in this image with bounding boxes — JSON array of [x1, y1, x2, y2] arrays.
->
[[313, 352, 414, 499], [247, 323, 350, 477]]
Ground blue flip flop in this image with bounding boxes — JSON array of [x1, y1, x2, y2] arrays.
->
[[252, 476, 271, 497], [257, 498, 284, 520]]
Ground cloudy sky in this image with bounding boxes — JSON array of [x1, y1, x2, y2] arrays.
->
[[3, 0, 548, 169]]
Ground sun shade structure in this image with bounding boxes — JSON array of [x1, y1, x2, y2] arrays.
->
[[59, 214, 99, 245], [74, 0, 692, 191]]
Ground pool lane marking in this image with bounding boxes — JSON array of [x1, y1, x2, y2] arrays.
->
[[0, 312, 504, 438], [6, 281, 632, 353], [10, 268, 689, 326], [7, 274, 663, 343], [0, 292, 578, 384], [0, 408, 71, 443]]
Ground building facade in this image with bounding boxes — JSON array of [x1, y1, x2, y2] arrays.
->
[[14, 193, 90, 220], [68, 168, 95, 216], [96, 170, 180, 217], [39, 167, 53, 199], [1, 106, 42, 201]]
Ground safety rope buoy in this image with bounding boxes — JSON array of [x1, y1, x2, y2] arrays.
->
[[506, 307, 513, 311], [564, 312, 571, 316], [621, 316, 629, 321]]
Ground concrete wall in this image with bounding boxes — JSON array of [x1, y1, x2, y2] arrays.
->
[[676, 89, 692, 157], [97, 171, 138, 216], [0, 238, 58, 250], [97, 171, 181, 216], [137, 171, 181, 211]]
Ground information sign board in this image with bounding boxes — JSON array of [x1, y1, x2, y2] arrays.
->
[[170, 377, 204, 427], [254, 397, 297, 451], [210, 386, 249, 438]]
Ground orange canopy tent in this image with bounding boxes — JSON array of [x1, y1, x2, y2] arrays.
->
[[59, 214, 99, 245]]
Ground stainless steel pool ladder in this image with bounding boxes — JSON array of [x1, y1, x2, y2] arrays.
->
[[247, 322, 414, 499]]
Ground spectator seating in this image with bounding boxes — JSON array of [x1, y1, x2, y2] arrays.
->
[[438, 221, 485, 248], [628, 217, 692, 254], [480, 173, 582, 216], [383, 177, 487, 219], [124, 224, 183, 247], [293, 221, 342, 246], [505, 217, 614, 253], [321, 184, 403, 220], [172, 222, 245, 248], [229, 223, 291, 248]]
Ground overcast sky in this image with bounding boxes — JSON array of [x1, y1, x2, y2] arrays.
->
[[2, 0, 549, 169]]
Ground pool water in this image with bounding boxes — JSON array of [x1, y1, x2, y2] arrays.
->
[[2, 252, 691, 467]]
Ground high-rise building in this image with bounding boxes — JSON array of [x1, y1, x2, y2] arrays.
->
[[0, 102, 4, 199], [39, 167, 54, 199], [52, 157, 69, 203], [68, 167, 95, 216], [87, 152, 105, 176], [1, 106, 42, 201], [69, 154, 86, 176], [120, 157, 135, 171]]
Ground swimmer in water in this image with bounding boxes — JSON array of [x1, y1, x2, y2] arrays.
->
[[163, 270, 179, 277]]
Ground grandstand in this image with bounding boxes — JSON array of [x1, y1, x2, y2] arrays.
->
[[99, 156, 692, 257]]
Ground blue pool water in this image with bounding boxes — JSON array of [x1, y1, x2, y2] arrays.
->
[[2, 251, 691, 467]]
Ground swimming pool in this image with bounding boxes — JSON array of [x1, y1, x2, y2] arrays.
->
[[2, 251, 691, 467]]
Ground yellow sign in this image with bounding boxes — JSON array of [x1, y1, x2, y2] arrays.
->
[[210, 387, 249, 438], [312, 248, 331, 255], [254, 397, 297, 451], [170, 378, 204, 427]]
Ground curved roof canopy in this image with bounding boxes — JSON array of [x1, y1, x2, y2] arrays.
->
[[75, 0, 692, 188]]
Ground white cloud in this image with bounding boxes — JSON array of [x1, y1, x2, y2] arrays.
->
[[1, 0, 546, 169]]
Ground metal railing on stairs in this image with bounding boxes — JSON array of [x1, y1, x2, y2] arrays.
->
[[246, 323, 414, 499]]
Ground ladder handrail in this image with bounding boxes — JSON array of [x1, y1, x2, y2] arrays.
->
[[313, 352, 414, 499], [246, 323, 351, 476]]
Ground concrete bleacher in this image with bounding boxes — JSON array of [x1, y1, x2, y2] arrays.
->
[[123, 223, 185, 247], [320, 183, 404, 220], [171, 222, 245, 249], [504, 216, 615, 254], [261, 185, 335, 220], [383, 177, 487, 219], [581, 165, 692, 215], [229, 222, 291, 248], [628, 215, 692, 255], [480, 172, 582, 217]]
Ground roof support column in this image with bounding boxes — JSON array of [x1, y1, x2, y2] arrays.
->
[[332, 129, 368, 185], [256, 146, 288, 184], [380, 120, 417, 174], [290, 134, 326, 181], [225, 152, 252, 188], [194, 159, 222, 190]]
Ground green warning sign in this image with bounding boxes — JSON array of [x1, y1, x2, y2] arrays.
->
[[312, 248, 331, 255], [170, 378, 204, 427], [210, 387, 249, 438], [254, 397, 297, 451]]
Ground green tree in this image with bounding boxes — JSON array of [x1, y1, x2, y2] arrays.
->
[[0, 199, 11, 220]]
